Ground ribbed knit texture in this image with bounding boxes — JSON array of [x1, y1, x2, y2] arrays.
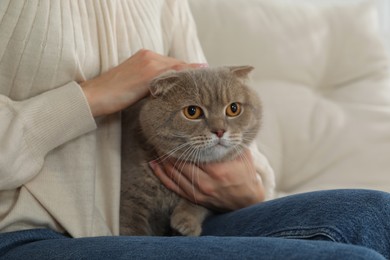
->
[[0, 0, 205, 237]]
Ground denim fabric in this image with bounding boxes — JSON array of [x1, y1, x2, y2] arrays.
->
[[202, 189, 390, 258], [0, 189, 389, 260]]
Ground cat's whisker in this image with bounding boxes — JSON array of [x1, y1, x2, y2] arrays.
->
[[166, 148, 192, 192], [171, 145, 199, 187], [143, 131, 188, 150], [236, 144, 258, 182], [241, 135, 258, 141], [169, 133, 189, 138], [154, 138, 206, 164], [241, 137, 261, 145], [194, 148, 205, 205], [171, 144, 195, 166], [152, 142, 192, 164], [190, 149, 201, 205], [170, 144, 202, 206]]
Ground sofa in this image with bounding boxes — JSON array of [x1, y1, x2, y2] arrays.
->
[[188, 0, 390, 198]]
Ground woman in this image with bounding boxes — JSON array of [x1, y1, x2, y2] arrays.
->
[[0, 0, 389, 259]]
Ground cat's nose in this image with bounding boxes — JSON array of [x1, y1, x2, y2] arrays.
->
[[213, 130, 225, 138]]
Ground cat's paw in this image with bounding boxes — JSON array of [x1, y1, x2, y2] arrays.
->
[[171, 213, 202, 236]]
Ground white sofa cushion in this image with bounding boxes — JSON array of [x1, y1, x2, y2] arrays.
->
[[189, 0, 390, 196]]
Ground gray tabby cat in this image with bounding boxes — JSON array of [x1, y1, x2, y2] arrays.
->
[[120, 66, 261, 236]]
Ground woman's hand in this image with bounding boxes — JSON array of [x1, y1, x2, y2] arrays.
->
[[80, 49, 207, 117], [150, 149, 265, 212]]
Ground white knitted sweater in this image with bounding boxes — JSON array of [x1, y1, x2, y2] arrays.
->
[[0, 0, 274, 238]]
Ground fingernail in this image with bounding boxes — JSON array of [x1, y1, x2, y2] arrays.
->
[[149, 160, 157, 170], [199, 63, 209, 68]]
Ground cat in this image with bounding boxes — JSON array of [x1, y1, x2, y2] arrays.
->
[[120, 65, 262, 236]]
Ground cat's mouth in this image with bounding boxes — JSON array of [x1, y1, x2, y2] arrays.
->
[[213, 139, 230, 149], [193, 139, 235, 162], [215, 142, 227, 148]]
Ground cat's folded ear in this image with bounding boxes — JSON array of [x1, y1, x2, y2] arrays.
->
[[229, 66, 254, 79], [149, 71, 180, 97]]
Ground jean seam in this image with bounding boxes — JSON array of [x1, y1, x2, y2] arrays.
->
[[263, 226, 351, 244]]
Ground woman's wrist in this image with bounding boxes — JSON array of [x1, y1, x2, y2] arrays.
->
[[80, 79, 103, 117]]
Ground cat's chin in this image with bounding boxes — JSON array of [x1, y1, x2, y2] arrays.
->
[[195, 145, 236, 163]]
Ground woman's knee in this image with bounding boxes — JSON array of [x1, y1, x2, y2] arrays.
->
[[336, 189, 390, 225]]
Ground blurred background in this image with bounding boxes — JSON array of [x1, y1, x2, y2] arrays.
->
[[377, 0, 390, 51]]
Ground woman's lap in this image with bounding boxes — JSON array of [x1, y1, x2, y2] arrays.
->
[[0, 229, 384, 260], [1, 189, 388, 260]]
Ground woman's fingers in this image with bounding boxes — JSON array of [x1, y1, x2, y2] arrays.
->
[[149, 160, 197, 201], [150, 149, 266, 212], [149, 160, 211, 204]]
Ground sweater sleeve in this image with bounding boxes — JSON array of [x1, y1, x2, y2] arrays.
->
[[0, 82, 97, 190], [167, 0, 207, 63]]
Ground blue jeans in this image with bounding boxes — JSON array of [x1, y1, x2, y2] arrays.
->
[[0, 189, 389, 259]]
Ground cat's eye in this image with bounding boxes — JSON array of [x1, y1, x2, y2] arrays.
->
[[183, 106, 203, 120], [226, 102, 242, 117]]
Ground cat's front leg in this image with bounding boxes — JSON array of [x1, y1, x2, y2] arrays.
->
[[170, 199, 211, 236]]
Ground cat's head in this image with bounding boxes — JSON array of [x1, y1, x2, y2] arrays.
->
[[139, 66, 261, 163]]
